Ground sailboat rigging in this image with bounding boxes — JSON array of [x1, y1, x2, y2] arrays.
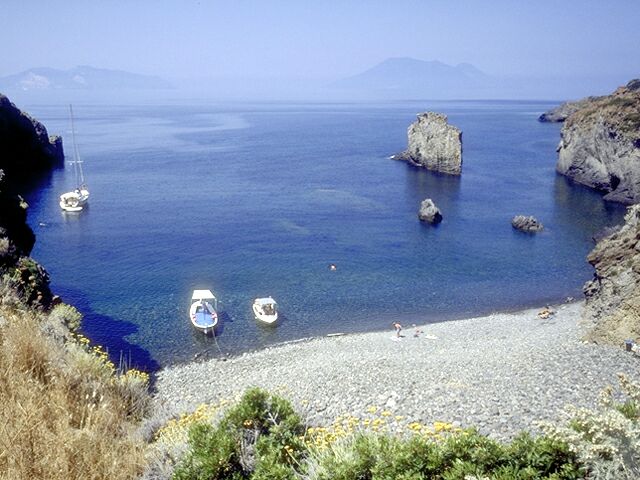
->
[[59, 105, 90, 212]]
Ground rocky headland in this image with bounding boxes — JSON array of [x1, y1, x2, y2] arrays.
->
[[0, 93, 61, 307], [555, 79, 640, 204], [393, 112, 462, 175], [582, 204, 640, 345], [0, 93, 64, 179], [538, 96, 604, 123]]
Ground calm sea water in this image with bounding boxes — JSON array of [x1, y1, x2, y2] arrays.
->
[[20, 100, 625, 370]]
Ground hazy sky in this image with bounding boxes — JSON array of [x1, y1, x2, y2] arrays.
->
[[3, 0, 639, 81]]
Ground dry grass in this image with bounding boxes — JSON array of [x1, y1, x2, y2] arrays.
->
[[0, 302, 150, 480]]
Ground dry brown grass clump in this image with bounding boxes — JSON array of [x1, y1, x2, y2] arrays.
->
[[0, 300, 150, 480]]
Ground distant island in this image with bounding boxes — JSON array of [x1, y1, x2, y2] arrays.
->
[[0, 65, 172, 91], [331, 57, 493, 99]]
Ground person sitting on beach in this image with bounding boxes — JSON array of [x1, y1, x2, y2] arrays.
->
[[412, 324, 424, 337]]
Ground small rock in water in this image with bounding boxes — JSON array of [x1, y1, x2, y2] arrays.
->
[[511, 215, 543, 233], [418, 198, 443, 224]]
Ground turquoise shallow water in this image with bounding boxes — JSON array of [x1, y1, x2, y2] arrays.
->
[[21, 100, 625, 370]]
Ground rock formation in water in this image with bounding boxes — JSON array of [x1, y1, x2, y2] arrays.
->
[[394, 112, 462, 175], [0, 93, 64, 178], [511, 215, 543, 233], [418, 198, 443, 224], [582, 204, 640, 345], [538, 96, 604, 123], [555, 79, 640, 204], [0, 94, 57, 307]]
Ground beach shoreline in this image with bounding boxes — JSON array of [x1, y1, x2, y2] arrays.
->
[[153, 301, 638, 440]]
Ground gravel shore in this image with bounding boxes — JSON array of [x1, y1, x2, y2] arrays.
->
[[153, 302, 638, 439]]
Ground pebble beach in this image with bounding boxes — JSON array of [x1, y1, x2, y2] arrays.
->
[[153, 302, 639, 439]]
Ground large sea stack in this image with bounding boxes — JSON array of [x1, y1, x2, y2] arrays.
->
[[555, 79, 640, 204], [394, 112, 462, 175], [582, 204, 640, 345]]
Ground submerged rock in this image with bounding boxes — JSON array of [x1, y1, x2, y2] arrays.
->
[[511, 215, 543, 233], [582, 204, 640, 345], [394, 112, 462, 175], [555, 79, 640, 204], [418, 198, 442, 224]]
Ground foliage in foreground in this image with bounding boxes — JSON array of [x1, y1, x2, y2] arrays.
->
[[0, 286, 151, 480], [541, 373, 640, 480], [172, 388, 584, 480]]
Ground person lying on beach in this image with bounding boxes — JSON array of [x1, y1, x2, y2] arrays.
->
[[537, 306, 556, 319]]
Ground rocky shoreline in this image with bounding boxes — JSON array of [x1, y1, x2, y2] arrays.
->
[[153, 301, 638, 441]]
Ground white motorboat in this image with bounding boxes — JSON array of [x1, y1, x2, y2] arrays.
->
[[252, 297, 278, 324], [60, 105, 90, 212], [190, 289, 218, 334]]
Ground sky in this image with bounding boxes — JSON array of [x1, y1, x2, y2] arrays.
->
[[2, 0, 639, 97]]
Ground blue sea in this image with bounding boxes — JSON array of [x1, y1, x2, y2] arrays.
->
[[20, 100, 625, 370]]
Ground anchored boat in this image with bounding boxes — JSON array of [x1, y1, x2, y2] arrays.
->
[[252, 297, 278, 324], [59, 105, 89, 212], [189, 289, 218, 334]]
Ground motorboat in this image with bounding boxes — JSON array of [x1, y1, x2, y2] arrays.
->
[[190, 289, 218, 334], [60, 105, 90, 212], [252, 297, 278, 324]]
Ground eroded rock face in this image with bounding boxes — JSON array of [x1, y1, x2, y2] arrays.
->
[[0, 93, 64, 178], [582, 204, 640, 344], [395, 112, 462, 175], [555, 80, 640, 204], [511, 215, 543, 233], [418, 198, 442, 224]]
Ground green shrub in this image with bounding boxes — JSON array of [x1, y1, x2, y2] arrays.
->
[[48, 302, 82, 331], [173, 388, 306, 479], [172, 388, 584, 480], [309, 429, 582, 480]]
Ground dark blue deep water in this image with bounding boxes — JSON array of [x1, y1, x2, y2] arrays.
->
[[21, 100, 625, 370]]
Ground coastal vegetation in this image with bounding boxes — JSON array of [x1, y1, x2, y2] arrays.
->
[[0, 282, 150, 479], [160, 384, 636, 479]]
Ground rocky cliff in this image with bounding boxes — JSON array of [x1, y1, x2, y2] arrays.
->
[[0, 93, 64, 179], [0, 94, 57, 307], [582, 204, 640, 345], [394, 112, 462, 175], [555, 79, 640, 204], [538, 96, 604, 123]]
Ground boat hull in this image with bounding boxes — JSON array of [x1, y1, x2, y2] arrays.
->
[[190, 300, 218, 334], [59, 189, 89, 212], [252, 303, 278, 324]]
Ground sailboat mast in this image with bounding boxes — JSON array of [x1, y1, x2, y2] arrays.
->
[[69, 105, 85, 187]]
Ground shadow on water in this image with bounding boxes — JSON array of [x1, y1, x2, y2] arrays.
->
[[404, 166, 462, 207], [552, 175, 627, 239], [56, 286, 160, 373]]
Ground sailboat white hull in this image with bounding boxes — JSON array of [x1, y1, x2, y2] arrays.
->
[[59, 105, 90, 212], [59, 188, 90, 212]]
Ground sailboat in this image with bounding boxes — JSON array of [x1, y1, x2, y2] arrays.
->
[[59, 105, 90, 212]]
